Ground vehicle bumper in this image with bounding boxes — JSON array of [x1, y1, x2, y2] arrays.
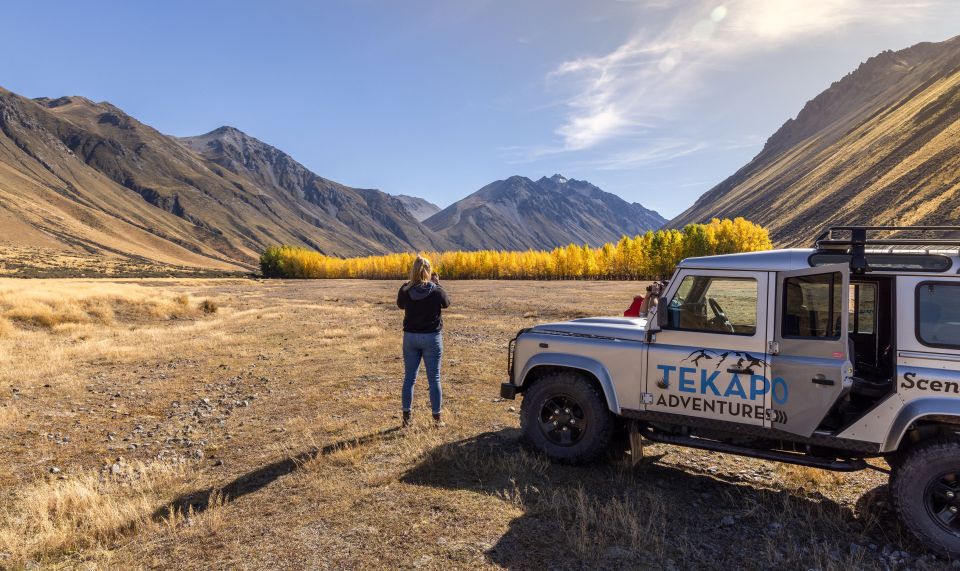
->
[[500, 382, 518, 400]]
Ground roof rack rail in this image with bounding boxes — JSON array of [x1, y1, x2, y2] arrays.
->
[[813, 226, 960, 274]]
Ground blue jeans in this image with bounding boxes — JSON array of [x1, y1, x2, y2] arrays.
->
[[402, 331, 443, 415]]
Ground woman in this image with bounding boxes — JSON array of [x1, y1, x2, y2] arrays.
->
[[397, 255, 450, 427]]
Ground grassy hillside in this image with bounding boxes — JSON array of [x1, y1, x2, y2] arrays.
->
[[671, 36, 960, 245]]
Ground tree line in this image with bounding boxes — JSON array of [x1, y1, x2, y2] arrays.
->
[[260, 218, 772, 280]]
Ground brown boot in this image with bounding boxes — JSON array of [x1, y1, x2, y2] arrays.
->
[[432, 412, 445, 428], [402, 411, 412, 427]]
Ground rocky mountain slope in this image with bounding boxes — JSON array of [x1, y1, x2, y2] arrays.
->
[[0, 89, 446, 270], [425, 174, 665, 250], [670, 36, 960, 245], [392, 194, 440, 221], [180, 127, 449, 254]]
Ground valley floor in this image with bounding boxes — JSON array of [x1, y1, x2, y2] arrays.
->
[[0, 279, 945, 570]]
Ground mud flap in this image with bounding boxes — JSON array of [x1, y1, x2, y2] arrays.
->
[[629, 420, 644, 466]]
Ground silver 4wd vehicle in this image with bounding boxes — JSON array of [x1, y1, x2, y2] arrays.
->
[[500, 226, 960, 556]]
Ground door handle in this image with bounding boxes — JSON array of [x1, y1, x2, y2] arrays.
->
[[726, 367, 754, 375], [811, 377, 835, 386]]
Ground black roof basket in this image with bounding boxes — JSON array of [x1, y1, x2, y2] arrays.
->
[[814, 226, 960, 275]]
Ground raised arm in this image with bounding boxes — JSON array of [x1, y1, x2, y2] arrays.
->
[[397, 284, 407, 309], [437, 286, 450, 309]]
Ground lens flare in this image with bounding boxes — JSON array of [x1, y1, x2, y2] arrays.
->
[[710, 5, 728, 22]]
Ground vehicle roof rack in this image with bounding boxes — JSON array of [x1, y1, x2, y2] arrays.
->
[[814, 226, 960, 274]]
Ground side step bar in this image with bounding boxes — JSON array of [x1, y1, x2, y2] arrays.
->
[[641, 427, 867, 472]]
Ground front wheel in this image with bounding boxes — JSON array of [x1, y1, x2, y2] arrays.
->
[[892, 439, 960, 558], [520, 371, 614, 464]]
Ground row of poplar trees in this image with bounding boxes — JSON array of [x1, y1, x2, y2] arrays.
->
[[260, 218, 771, 280]]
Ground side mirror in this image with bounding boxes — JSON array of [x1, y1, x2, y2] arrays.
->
[[643, 280, 668, 332]]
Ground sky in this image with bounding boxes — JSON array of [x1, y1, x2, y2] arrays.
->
[[2, 0, 958, 218]]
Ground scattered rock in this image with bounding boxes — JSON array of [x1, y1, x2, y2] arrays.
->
[[604, 546, 636, 560], [48, 466, 61, 474], [888, 550, 910, 561]]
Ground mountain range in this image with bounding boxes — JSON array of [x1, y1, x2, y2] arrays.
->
[[0, 88, 663, 271], [671, 35, 960, 245], [424, 174, 665, 250]]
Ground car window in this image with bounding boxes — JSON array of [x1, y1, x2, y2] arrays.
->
[[783, 272, 842, 339], [849, 283, 876, 334], [916, 282, 960, 349], [666, 276, 757, 335]]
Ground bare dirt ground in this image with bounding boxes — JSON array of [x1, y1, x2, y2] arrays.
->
[[0, 279, 950, 570]]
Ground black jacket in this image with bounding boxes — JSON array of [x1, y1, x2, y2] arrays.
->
[[397, 281, 450, 333]]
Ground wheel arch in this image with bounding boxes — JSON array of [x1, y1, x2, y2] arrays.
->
[[885, 397, 960, 452], [518, 353, 621, 414]]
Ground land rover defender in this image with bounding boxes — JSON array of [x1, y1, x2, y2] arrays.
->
[[500, 226, 960, 556]]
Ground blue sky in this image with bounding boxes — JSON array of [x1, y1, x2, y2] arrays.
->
[[2, 0, 958, 218]]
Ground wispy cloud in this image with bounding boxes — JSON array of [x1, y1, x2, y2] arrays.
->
[[592, 139, 710, 169], [547, 0, 937, 155]]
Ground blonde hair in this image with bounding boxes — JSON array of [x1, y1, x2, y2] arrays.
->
[[408, 255, 433, 286]]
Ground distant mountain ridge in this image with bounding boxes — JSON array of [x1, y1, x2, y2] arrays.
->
[[671, 35, 960, 245], [425, 174, 665, 250], [392, 194, 441, 221]]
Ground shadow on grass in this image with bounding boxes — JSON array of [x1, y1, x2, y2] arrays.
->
[[401, 429, 916, 570], [153, 426, 402, 521]]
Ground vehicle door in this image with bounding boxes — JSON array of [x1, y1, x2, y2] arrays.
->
[[769, 264, 851, 436], [645, 270, 770, 427]]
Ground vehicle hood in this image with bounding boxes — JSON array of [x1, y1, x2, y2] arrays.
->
[[532, 316, 648, 342]]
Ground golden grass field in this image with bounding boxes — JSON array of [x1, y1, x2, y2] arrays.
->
[[0, 278, 944, 570]]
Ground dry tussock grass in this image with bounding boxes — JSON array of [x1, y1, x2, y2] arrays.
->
[[0, 403, 19, 429], [0, 279, 227, 389], [776, 464, 846, 490], [545, 485, 669, 560], [0, 460, 197, 567], [0, 281, 205, 330]]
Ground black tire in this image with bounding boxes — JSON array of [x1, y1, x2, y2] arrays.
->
[[892, 439, 960, 558], [520, 370, 614, 464]]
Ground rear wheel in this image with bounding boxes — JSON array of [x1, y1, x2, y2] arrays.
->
[[520, 371, 614, 464], [892, 439, 960, 558]]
